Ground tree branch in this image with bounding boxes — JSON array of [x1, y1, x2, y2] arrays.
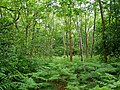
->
[[0, 6, 21, 30]]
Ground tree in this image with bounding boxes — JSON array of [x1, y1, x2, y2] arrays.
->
[[91, 0, 96, 58], [69, 0, 73, 62], [98, 0, 107, 62], [76, 14, 84, 62]]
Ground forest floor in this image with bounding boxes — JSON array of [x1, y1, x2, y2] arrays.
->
[[0, 56, 120, 90]]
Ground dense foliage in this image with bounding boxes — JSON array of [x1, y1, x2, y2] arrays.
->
[[0, 56, 120, 90], [0, 0, 120, 90]]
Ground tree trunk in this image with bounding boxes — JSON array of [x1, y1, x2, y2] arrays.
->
[[62, 31, 66, 56], [25, 24, 29, 49], [66, 31, 69, 57], [98, 0, 107, 62], [91, 4, 96, 58], [109, 0, 112, 25], [0, 8, 2, 18], [30, 12, 37, 57], [85, 12, 88, 58], [43, 17, 48, 57], [25, 1, 29, 55], [76, 15, 84, 62], [65, 18, 69, 57], [49, 12, 54, 60], [69, 17, 72, 62]]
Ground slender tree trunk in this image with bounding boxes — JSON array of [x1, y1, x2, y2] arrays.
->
[[86, 31, 88, 58], [43, 17, 48, 57], [69, 0, 73, 62], [30, 12, 37, 57], [109, 0, 112, 25], [49, 12, 54, 59], [85, 12, 88, 58], [49, 31, 52, 58], [65, 18, 69, 57], [69, 17, 72, 62], [114, 0, 118, 29], [109, 0, 112, 54], [66, 31, 69, 57], [98, 0, 107, 62], [0, 8, 2, 18], [62, 31, 66, 56], [91, 5, 96, 58], [76, 15, 84, 62], [25, 24, 29, 49], [25, 1, 29, 55]]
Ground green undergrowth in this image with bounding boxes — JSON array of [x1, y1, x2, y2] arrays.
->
[[0, 56, 120, 90]]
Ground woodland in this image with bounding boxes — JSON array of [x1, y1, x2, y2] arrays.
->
[[0, 0, 120, 90]]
